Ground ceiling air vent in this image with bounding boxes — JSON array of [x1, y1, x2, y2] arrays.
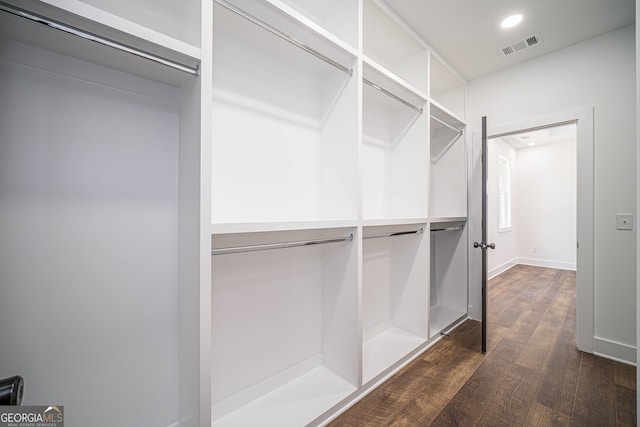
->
[[500, 33, 542, 56]]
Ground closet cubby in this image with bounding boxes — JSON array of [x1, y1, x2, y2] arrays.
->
[[430, 102, 467, 219], [363, 0, 428, 94], [210, 227, 359, 426], [430, 53, 465, 119], [362, 224, 428, 384], [362, 63, 429, 220], [429, 220, 468, 337], [0, 11, 202, 426], [212, 0, 359, 227]]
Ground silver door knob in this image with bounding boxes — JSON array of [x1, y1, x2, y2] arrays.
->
[[473, 242, 496, 250]]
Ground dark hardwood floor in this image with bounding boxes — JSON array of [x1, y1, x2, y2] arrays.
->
[[329, 265, 637, 426]]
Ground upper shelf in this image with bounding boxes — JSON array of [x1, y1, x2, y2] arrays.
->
[[32, 0, 201, 51], [0, 0, 201, 86], [215, 0, 357, 68], [430, 102, 465, 162]]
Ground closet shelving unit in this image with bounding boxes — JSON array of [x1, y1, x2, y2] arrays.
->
[[1, 0, 470, 426], [0, 1, 208, 427], [210, 0, 360, 425]]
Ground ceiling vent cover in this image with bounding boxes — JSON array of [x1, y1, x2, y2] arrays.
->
[[500, 33, 542, 56]]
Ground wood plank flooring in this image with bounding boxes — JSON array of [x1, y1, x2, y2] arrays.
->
[[329, 265, 637, 426]]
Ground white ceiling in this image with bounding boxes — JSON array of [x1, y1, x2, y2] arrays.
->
[[384, 0, 635, 81]]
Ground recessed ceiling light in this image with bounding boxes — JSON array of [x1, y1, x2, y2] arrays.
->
[[528, 142, 536, 146], [501, 14, 523, 29]]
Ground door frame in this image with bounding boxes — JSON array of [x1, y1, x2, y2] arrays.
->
[[470, 106, 594, 352]]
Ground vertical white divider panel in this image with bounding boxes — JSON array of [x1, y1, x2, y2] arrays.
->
[[322, 229, 360, 388], [179, 1, 210, 426]]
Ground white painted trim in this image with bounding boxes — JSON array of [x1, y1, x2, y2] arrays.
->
[[483, 106, 594, 355], [488, 258, 518, 279], [516, 258, 576, 271], [593, 336, 637, 365]]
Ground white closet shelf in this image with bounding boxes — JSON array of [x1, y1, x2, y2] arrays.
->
[[211, 220, 358, 235], [266, 0, 359, 54], [429, 217, 467, 227], [362, 327, 426, 384], [6, 0, 201, 59], [0, 1, 200, 87], [430, 100, 465, 128], [215, 0, 356, 75], [213, 365, 356, 427], [363, 57, 428, 104], [362, 218, 428, 228]]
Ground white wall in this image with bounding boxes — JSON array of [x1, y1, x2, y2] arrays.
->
[[468, 25, 636, 362], [487, 138, 518, 275], [517, 140, 577, 269], [635, 0, 639, 420]]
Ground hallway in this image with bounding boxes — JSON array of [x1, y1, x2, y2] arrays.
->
[[330, 265, 637, 426]]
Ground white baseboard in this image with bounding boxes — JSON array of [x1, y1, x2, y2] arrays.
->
[[516, 257, 576, 271], [488, 258, 518, 280], [593, 336, 636, 366]]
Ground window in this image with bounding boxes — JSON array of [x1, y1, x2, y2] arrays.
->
[[497, 156, 511, 232]]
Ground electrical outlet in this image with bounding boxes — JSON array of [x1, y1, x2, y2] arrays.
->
[[616, 213, 633, 230], [532, 246, 537, 253]]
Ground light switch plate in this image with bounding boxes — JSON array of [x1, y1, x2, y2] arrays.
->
[[616, 213, 633, 230]]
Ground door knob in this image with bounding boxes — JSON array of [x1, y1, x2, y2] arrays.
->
[[474, 242, 496, 250]]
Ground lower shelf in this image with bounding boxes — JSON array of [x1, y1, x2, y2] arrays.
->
[[212, 365, 356, 427], [362, 327, 426, 384], [430, 304, 466, 338]]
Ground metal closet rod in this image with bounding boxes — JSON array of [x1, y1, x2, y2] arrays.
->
[[430, 225, 465, 233], [364, 228, 424, 240], [214, 0, 353, 76], [211, 233, 354, 256], [431, 114, 463, 135], [0, 1, 199, 76], [363, 78, 423, 114]]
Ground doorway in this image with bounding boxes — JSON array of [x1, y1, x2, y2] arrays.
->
[[487, 123, 577, 279], [470, 107, 594, 353]]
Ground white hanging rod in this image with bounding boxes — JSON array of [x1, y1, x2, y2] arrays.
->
[[431, 114, 463, 135], [214, 0, 353, 76], [211, 233, 353, 256], [430, 225, 465, 233], [0, 1, 199, 76], [363, 78, 423, 114], [364, 228, 424, 240]]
